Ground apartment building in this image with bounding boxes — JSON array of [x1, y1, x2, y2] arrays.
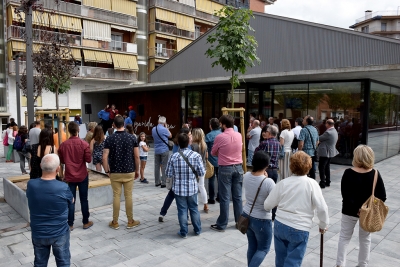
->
[[1, 0, 277, 127], [350, 10, 400, 40]]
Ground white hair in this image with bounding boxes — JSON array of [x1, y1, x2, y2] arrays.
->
[[158, 116, 166, 124], [41, 154, 60, 173]]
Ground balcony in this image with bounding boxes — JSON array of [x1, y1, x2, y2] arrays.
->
[[82, 39, 138, 54], [8, 25, 82, 46], [149, 0, 195, 16], [80, 66, 137, 81], [8, 61, 137, 81], [195, 10, 220, 23], [149, 47, 177, 58], [355, 10, 400, 24], [354, 25, 399, 34], [81, 5, 137, 27], [7, 0, 82, 17], [226, 0, 250, 9], [149, 22, 195, 39]]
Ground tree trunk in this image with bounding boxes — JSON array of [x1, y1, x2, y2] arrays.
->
[[231, 70, 234, 109]]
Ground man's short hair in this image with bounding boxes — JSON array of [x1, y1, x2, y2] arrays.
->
[[219, 115, 234, 128], [158, 116, 166, 124], [268, 125, 278, 137], [295, 117, 303, 126], [305, 115, 314, 125], [252, 151, 270, 172], [178, 133, 189, 148], [114, 116, 124, 128], [41, 154, 60, 173], [68, 122, 79, 135], [34, 121, 40, 126], [209, 118, 220, 130], [44, 123, 52, 129]]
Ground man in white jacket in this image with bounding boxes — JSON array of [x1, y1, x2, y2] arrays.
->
[[264, 151, 329, 267]]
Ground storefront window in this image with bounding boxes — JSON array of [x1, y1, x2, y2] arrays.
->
[[187, 90, 202, 129], [369, 82, 400, 161]]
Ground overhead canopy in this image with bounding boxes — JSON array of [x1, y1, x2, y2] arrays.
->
[[49, 14, 82, 32], [83, 20, 111, 42], [70, 48, 82, 61], [111, 0, 137, 16], [111, 25, 136, 32], [176, 14, 195, 32], [83, 50, 112, 64], [155, 8, 176, 24], [156, 34, 177, 41], [82, 0, 111, 10], [112, 53, 138, 71], [176, 38, 192, 51]]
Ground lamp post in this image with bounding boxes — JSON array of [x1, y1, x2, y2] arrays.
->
[[13, 53, 23, 126], [21, 0, 38, 125]]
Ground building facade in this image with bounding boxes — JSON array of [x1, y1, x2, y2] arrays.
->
[[350, 10, 400, 40]]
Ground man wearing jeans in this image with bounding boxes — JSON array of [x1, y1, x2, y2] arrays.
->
[[210, 114, 244, 232], [166, 133, 205, 238], [152, 116, 172, 188], [246, 120, 261, 167], [27, 154, 73, 266], [58, 122, 93, 231], [103, 115, 141, 230], [205, 118, 221, 204]]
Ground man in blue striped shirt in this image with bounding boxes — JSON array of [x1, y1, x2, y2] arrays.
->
[[166, 133, 205, 238]]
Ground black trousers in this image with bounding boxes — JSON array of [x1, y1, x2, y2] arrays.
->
[[318, 157, 331, 186], [308, 156, 317, 179]]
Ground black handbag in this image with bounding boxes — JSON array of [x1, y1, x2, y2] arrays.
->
[[305, 127, 319, 162], [237, 177, 267, 234]]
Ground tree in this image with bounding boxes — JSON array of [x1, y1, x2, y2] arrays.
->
[[205, 5, 260, 108]]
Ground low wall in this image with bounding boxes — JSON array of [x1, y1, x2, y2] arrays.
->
[[3, 174, 123, 223]]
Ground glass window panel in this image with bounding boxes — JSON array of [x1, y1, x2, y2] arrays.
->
[[369, 82, 391, 162], [308, 82, 364, 165], [248, 88, 259, 121], [261, 91, 272, 128], [386, 86, 400, 158], [187, 90, 202, 129]]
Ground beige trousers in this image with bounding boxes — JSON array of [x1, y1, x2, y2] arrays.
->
[[110, 172, 135, 222]]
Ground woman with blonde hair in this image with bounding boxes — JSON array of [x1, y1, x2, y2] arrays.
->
[[85, 122, 98, 143], [336, 145, 386, 267], [90, 125, 105, 172], [279, 119, 294, 179], [191, 128, 209, 213]]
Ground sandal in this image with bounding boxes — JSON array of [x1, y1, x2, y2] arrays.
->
[[204, 205, 209, 213]]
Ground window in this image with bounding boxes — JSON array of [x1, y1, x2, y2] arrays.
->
[[155, 40, 166, 57], [195, 25, 201, 39], [381, 22, 387, 31], [1, 118, 8, 131], [361, 25, 369, 33], [111, 33, 123, 51]]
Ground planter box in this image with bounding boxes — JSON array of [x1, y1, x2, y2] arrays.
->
[[3, 173, 123, 223]]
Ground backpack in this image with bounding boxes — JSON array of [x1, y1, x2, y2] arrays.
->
[[14, 135, 23, 151], [291, 134, 299, 150]]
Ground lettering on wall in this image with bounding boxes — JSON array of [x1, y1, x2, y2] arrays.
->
[[133, 117, 175, 133]]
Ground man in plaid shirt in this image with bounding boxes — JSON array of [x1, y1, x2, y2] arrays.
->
[[166, 133, 205, 238], [255, 125, 280, 183]]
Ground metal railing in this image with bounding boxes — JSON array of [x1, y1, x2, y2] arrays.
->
[[149, 0, 195, 16], [356, 10, 400, 23], [149, 47, 177, 58], [149, 22, 195, 39], [8, 25, 82, 46], [80, 66, 137, 81], [195, 10, 220, 23], [110, 41, 138, 53], [81, 5, 137, 27], [39, 0, 82, 16], [354, 25, 396, 33]]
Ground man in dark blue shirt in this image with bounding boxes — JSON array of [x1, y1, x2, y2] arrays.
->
[[103, 115, 140, 230], [26, 154, 73, 267]]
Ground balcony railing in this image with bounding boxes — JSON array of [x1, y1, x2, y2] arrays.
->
[[82, 5, 137, 27], [195, 10, 220, 23], [149, 0, 195, 16], [82, 39, 138, 54], [356, 10, 400, 23], [354, 25, 397, 34], [8, 25, 82, 46], [39, 0, 82, 16], [149, 47, 177, 58], [149, 22, 195, 39], [8, 61, 137, 81], [80, 66, 137, 81]]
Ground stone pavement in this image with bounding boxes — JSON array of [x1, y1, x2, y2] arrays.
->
[[0, 145, 400, 267]]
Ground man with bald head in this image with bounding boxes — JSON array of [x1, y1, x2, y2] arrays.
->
[[317, 119, 339, 188], [246, 119, 261, 167]]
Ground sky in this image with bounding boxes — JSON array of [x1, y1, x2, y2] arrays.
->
[[265, 0, 400, 29]]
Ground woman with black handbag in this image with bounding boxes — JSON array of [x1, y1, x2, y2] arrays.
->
[[240, 151, 275, 267]]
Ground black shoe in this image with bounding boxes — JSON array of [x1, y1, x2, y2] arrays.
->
[[158, 216, 164, 222], [326, 183, 331, 187], [208, 199, 215, 204], [155, 183, 161, 187], [210, 224, 225, 232], [319, 184, 326, 189], [216, 197, 220, 203], [161, 185, 166, 188]]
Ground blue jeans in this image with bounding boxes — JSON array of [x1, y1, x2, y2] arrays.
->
[[32, 231, 70, 267], [274, 220, 309, 267], [175, 193, 201, 236], [247, 150, 254, 166], [242, 213, 272, 267], [160, 189, 175, 216], [208, 166, 218, 201], [68, 175, 89, 226], [216, 165, 243, 229], [154, 151, 170, 185]]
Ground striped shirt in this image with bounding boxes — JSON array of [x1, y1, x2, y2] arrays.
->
[[255, 137, 281, 168], [166, 148, 205, 196]]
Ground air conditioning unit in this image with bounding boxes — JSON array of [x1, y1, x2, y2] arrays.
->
[[169, 40, 175, 44]]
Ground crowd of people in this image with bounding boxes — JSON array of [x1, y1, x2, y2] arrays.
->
[[0, 111, 387, 267]]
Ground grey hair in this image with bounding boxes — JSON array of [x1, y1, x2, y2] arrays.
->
[[40, 154, 60, 173], [268, 125, 279, 137], [158, 116, 166, 124]]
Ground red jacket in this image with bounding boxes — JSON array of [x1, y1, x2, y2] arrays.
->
[[59, 136, 91, 183], [105, 107, 118, 120]]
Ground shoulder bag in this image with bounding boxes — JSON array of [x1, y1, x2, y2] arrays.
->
[[359, 170, 389, 233], [237, 177, 267, 234], [305, 127, 319, 162], [155, 126, 173, 150], [179, 151, 199, 182], [205, 160, 214, 179]]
